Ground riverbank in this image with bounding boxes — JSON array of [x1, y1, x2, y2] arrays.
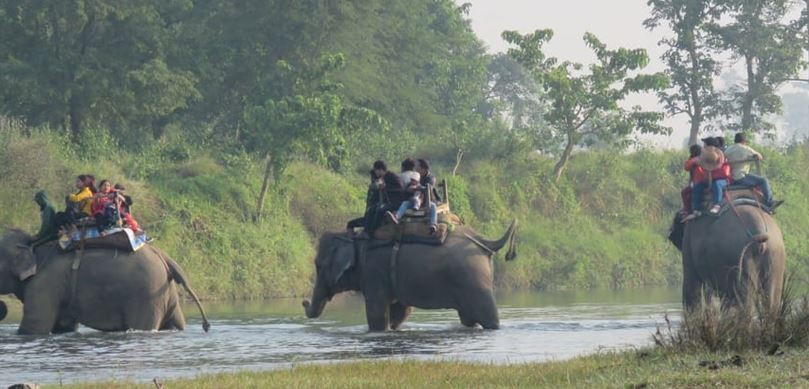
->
[[2, 124, 809, 299], [51, 348, 809, 388]]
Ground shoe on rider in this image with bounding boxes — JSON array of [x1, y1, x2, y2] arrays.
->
[[681, 211, 700, 223], [385, 211, 399, 225]]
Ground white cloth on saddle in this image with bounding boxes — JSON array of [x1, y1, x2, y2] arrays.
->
[[58, 227, 147, 252]]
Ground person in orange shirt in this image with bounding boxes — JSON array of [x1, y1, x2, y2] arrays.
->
[[680, 144, 702, 217], [683, 145, 731, 221]]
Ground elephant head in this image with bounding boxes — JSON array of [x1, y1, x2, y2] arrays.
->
[[302, 233, 360, 318], [0, 230, 38, 296]]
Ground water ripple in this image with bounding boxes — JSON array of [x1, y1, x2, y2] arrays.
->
[[0, 288, 681, 385]]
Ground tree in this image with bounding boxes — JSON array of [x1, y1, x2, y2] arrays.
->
[[709, 0, 806, 133], [646, 0, 723, 145], [0, 0, 198, 140], [480, 54, 553, 153], [503, 30, 671, 181], [243, 54, 386, 221]]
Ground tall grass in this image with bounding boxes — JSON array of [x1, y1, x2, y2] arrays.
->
[[654, 277, 809, 352]]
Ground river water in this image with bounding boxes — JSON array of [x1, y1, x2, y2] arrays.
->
[[0, 288, 681, 385]]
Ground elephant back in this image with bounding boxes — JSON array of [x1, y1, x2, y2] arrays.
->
[[58, 227, 148, 253]]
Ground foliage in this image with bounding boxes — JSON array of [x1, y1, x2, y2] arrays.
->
[[503, 29, 672, 181], [645, 0, 723, 145], [654, 280, 809, 352], [708, 0, 806, 133], [243, 55, 387, 174], [0, 0, 198, 139]]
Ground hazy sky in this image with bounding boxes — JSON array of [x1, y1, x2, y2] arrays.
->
[[461, 0, 699, 148]]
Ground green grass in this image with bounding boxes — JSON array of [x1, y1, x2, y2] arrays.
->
[[2, 122, 809, 298], [51, 348, 809, 388]]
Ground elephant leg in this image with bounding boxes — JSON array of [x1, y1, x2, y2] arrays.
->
[[389, 302, 411, 330], [458, 289, 500, 330], [457, 311, 477, 328], [364, 295, 390, 332], [52, 317, 79, 334], [18, 292, 62, 335], [124, 302, 162, 331], [160, 302, 186, 331], [681, 255, 703, 312]]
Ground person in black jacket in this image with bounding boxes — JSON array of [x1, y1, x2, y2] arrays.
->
[[346, 160, 403, 235], [417, 158, 441, 203], [347, 169, 382, 233]]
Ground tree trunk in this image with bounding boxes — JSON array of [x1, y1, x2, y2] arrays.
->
[[688, 117, 701, 146], [741, 55, 755, 132], [553, 131, 575, 182], [255, 155, 273, 222], [687, 37, 703, 146], [452, 148, 464, 176], [69, 95, 82, 141]]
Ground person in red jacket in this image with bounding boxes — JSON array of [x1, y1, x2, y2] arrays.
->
[[680, 144, 702, 217], [683, 145, 731, 221]]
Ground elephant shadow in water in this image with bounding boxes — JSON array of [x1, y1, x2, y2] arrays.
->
[[670, 205, 785, 312], [303, 220, 518, 331]]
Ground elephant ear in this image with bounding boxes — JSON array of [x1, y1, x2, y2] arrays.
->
[[328, 238, 356, 286], [13, 244, 37, 281]]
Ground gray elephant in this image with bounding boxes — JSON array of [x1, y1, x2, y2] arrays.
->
[[0, 230, 210, 335], [303, 220, 517, 331], [671, 203, 785, 311]]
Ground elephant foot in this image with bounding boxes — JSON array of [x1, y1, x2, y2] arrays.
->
[[458, 312, 477, 328], [0, 300, 7, 322], [389, 303, 411, 330]]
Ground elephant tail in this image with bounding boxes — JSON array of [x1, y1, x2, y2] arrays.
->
[[469, 219, 518, 261], [737, 233, 769, 283], [154, 248, 211, 332]]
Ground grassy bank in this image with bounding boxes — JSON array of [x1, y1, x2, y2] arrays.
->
[[2, 121, 809, 298], [52, 348, 809, 388]]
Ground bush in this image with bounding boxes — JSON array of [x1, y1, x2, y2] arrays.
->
[[653, 278, 809, 352]]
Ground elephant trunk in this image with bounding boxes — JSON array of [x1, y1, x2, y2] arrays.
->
[[302, 283, 329, 319], [0, 300, 7, 322]]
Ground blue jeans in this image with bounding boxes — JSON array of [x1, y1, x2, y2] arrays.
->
[[734, 174, 773, 206], [692, 179, 728, 212], [396, 201, 438, 226]]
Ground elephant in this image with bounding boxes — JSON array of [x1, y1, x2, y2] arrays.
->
[[0, 230, 210, 335], [670, 203, 785, 312], [302, 220, 517, 331]]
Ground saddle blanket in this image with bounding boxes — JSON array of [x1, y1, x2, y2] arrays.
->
[[58, 227, 148, 252]]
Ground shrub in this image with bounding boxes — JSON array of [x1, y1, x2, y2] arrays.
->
[[653, 277, 809, 352]]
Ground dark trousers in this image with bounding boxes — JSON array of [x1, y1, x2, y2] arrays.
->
[[681, 186, 692, 214]]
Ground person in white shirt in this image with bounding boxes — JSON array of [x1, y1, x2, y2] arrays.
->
[[387, 158, 438, 234], [724, 132, 781, 209]]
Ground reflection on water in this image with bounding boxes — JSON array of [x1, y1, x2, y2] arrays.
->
[[0, 288, 681, 385]]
